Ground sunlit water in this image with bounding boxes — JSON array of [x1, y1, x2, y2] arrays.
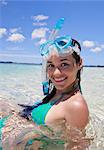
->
[[0, 63, 104, 149]]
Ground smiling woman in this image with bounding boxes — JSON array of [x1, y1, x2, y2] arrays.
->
[[18, 21, 91, 149]]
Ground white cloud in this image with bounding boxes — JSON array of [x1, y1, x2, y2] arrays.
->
[[0, 0, 7, 5], [10, 27, 22, 33], [0, 53, 40, 58], [82, 40, 95, 48], [101, 44, 104, 49], [31, 28, 49, 39], [39, 38, 46, 44], [6, 46, 24, 51], [91, 47, 102, 52], [7, 33, 25, 42], [33, 22, 47, 26], [0, 28, 7, 38], [32, 14, 49, 22], [35, 38, 46, 46]]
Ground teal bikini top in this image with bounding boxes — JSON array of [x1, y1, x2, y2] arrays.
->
[[31, 99, 58, 125], [31, 80, 79, 125]]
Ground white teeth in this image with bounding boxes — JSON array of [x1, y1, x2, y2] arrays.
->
[[54, 77, 66, 81]]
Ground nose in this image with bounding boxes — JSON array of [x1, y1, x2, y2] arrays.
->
[[53, 67, 62, 76]]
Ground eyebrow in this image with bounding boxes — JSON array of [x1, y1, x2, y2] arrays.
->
[[47, 58, 68, 64], [60, 58, 68, 61]]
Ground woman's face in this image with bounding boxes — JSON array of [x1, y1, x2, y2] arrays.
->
[[47, 53, 82, 91]]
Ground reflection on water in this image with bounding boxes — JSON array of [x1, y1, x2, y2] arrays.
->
[[0, 64, 104, 149], [88, 115, 104, 149]]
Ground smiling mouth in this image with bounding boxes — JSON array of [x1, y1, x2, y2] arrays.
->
[[53, 77, 67, 83]]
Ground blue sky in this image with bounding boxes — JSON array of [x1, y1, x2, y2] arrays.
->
[[0, 0, 104, 65]]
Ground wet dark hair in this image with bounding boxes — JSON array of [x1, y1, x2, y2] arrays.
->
[[72, 39, 82, 93], [72, 51, 82, 93], [19, 39, 82, 120]]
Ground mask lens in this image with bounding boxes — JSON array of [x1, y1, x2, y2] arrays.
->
[[40, 41, 53, 56], [57, 40, 67, 47], [55, 36, 72, 50]]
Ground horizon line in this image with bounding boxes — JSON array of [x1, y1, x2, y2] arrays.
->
[[0, 61, 104, 67]]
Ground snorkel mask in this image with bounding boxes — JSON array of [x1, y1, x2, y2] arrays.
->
[[40, 36, 81, 56], [40, 18, 81, 95]]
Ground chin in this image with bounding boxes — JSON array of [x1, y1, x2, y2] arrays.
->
[[54, 84, 67, 91], [52, 80, 68, 91]]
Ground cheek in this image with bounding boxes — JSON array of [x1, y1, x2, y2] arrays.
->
[[66, 68, 78, 79], [47, 71, 53, 79]]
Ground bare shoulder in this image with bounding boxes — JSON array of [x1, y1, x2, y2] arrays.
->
[[64, 92, 89, 129]]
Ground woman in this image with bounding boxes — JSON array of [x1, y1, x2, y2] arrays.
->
[[20, 35, 90, 150], [0, 27, 91, 150]]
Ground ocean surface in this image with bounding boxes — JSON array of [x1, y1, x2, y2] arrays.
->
[[0, 63, 104, 149]]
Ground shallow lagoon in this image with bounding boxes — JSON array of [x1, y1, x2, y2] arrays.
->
[[0, 63, 104, 149]]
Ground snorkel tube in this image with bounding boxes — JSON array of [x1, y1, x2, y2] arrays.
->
[[41, 18, 65, 95], [49, 18, 65, 40]]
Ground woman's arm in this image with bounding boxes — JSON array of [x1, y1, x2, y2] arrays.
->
[[65, 96, 89, 129], [64, 97, 90, 150]]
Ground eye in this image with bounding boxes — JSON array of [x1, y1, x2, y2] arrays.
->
[[60, 63, 71, 69], [61, 63, 70, 67], [47, 64, 54, 70]]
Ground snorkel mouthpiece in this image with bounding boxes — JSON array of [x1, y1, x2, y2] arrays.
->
[[42, 81, 49, 95]]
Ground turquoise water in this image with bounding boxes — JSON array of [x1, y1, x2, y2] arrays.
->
[[81, 67, 104, 120], [0, 63, 104, 149], [0, 63, 43, 104]]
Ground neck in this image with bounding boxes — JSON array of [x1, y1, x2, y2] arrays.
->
[[51, 80, 79, 103], [50, 80, 79, 104]]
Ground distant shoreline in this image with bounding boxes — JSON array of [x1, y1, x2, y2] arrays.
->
[[0, 61, 42, 65], [0, 61, 104, 67]]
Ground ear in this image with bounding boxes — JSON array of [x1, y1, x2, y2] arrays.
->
[[78, 58, 83, 70]]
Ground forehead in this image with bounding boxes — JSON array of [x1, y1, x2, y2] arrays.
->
[[47, 53, 75, 63]]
